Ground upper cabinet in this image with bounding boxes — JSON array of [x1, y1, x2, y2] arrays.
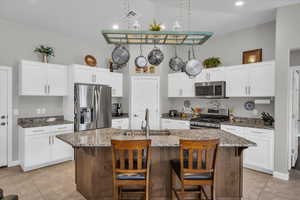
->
[[168, 73, 195, 97], [225, 61, 275, 97], [168, 61, 275, 98], [196, 67, 225, 82], [19, 60, 68, 96], [72, 65, 123, 97]]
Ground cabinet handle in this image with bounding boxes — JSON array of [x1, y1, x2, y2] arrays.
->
[[248, 86, 251, 95], [52, 136, 55, 144], [48, 85, 50, 94], [44, 85, 47, 94], [57, 127, 67, 130], [49, 136, 51, 144]]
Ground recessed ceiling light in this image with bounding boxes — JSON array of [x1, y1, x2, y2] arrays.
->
[[112, 24, 119, 30], [235, 1, 245, 6]]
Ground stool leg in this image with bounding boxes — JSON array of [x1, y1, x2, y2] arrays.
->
[[170, 167, 173, 200], [211, 185, 214, 200], [198, 186, 202, 200]]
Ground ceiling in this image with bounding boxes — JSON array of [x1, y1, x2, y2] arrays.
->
[[0, 0, 300, 41]]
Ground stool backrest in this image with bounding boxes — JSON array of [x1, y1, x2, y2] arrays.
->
[[111, 139, 151, 174], [179, 139, 219, 176]]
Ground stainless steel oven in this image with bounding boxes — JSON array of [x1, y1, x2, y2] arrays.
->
[[195, 81, 226, 99]]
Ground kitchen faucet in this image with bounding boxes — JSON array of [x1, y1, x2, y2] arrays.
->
[[141, 108, 150, 137]]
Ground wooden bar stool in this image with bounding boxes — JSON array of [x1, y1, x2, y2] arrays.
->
[[111, 139, 151, 200], [170, 139, 219, 200]]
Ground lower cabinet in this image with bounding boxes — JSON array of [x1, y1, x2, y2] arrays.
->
[[161, 119, 190, 129], [112, 118, 129, 129], [19, 124, 74, 172], [221, 125, 274, 173]]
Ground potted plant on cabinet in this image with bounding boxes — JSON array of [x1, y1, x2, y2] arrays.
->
[[203, 57, 221, 68], [34, 45, 55, 63]]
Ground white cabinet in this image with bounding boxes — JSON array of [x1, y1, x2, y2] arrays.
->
[[112, 118, 129, 129], [196, 67, 225, 82], [168, 73, 194, 97], [225, 65, 249, 97], [109, 73, 123, 97], [221, 124, 274, 173], [225, 61, 275, 97], [161, 119, 190, 129], [24, 133, 52, 167], [19, 124, 74, 171], [73, 65, 123, 97], [19, 60, 68, 96]]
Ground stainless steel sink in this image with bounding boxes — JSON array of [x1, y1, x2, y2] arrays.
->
[[123, 130, 171, 136]]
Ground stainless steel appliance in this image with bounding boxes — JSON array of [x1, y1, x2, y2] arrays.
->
[[195, 81, 226, 99], [190, 108, 229, 129], [74, 83, 112, 131], [168, 110, 178, 117], [112, 103, 122, 117]]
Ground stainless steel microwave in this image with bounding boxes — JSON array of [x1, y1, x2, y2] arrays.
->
[[195, 81, 226, 99]]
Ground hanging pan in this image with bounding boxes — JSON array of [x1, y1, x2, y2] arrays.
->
[[111, 42, 130, 66], [169, 44, 185, 72], [148, 42, 164, 66], [185, 45, 203, 78]]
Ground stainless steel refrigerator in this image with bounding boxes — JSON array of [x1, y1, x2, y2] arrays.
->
[[74, 83, 112, 131]]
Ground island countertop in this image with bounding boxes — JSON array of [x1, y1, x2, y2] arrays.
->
[[57, 128, 255, 148]]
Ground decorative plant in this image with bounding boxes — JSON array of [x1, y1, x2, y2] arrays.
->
[[202, 57, 221, 68], [149, 20, 161, 31], [34, 45, 55, 63]]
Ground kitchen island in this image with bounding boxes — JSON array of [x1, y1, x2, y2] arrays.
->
[[57, 128, 255, 200]]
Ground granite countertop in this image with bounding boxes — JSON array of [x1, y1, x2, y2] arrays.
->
[[221, 121, 274, 130], [18, 116, 73, 128], [57, 128, 255, 148], [112, 113, 129, 120]]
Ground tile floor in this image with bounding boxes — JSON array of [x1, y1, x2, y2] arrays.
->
[[0, 161, 300, 200]]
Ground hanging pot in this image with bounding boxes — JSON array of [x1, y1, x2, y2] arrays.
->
[[135, 43, 148, 68], [169, 45, 185, 72], [111, 45, 130, 66], [148, 45, 164, 66], [185, 46, 203, 78]]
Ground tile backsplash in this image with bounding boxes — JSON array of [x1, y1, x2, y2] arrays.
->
[[168, 97, 274, 118]]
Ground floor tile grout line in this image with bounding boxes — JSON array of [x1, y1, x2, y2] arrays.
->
[[255, 174, 271, 200]]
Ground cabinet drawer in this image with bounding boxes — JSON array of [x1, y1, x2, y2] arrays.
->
[[25, 127, 50, 136], [52, 124, 74, 133]]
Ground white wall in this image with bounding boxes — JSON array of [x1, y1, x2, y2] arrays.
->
[[0, 18, 113, 161], [274, 3, 300, 175]]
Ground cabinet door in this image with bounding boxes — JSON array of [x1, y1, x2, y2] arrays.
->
[[221, 125, 244, 137], [47, 65, 68, 96], [109, 73, 123, 97], [112, 119, 123, 129], [52, 135, 73, 161], [24, 134, 51, 167], [195, 70, 208, 82], [74, 66, 93, 84], [243, 128, 274, 172], [207, 68, 225, 82], [94, 69, 110, 85], [168, 73, 194, 97], [225, 66, 249, 97], [121, 118, 129, 129], [19, 61, 47, 95], [248, 62, 275, 97]]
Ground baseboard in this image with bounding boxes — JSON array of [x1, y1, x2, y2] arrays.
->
[[8, 160, 20, 167], [21, 157, 73, 172], [243, 164, 273, 175], [273, 171, 289, 180]]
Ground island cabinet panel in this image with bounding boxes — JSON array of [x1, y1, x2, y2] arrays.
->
[[74, 146, 244, 200]]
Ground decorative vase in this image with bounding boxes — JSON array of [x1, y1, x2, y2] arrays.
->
[[42, 54, 48, 63]]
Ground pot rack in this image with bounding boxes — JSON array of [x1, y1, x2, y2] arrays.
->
[[101, 30, 213, 46]]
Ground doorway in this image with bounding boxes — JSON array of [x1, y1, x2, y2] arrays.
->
[[0, 66, 12, 167], [130, 76, 160, 130]]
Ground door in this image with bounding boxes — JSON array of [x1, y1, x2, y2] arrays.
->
[[96, 85, 112, 129], [225, 66, 249, 97], [131, 77, 160, 130], [291, 70, 300, 167], [25, 134, 52, 167], [19, 61, 47, 95], [206, 68, 225, 82], [248, 63, 275, 97], [0, 69, 8, 167], [52, 135, 73, 161], [47, 64, 68, 96]]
